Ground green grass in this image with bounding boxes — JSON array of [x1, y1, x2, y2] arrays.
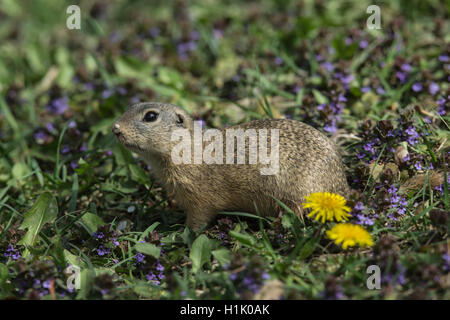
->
[[0, 0, 448, 300]]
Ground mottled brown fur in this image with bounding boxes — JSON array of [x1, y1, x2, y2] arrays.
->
[[113, 102, 350, 230]]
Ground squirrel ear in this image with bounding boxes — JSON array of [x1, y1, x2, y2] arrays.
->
[[176, 113, 186, 128]]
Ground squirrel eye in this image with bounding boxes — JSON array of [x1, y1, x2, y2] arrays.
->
[[176, 114, 184, 124], [143, 111, 158, 122]]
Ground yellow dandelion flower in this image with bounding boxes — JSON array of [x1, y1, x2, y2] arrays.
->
[[302, 192, 351, 223], [326, 223, 374, 249]]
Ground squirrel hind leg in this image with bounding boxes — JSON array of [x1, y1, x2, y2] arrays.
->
[[185, 209, 217, 231]]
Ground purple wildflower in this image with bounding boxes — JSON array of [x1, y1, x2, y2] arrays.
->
[[134, 253, 145, 263], [438, 55, 449, 63], [274, 57, 283, 65], [320, 61, 334, 72], [376, 87, 386, 95], [149, 27, 160, 38], [354, 202, 364, 211], [363, 142, 376, 154], [387, 185, 407, 217], [97, 245, 110, 256], [45, 122, 55, 132], [4, 244, 21, 260], [102, 89, 113, 99], [93, 232, 104, 239], [400, 63, 411, 72], [436, 98, 446, 116], [357, 214, 375, 225], [156, 261, 164, 272], [429, 82, 439, 95], [112, 238, 120, 246], [396, 72, 407, 83], [359, 40, 368, 49], [412, 83, 422, 92], [42, 280, 51, 289], [117, 87, 127, 95], [46, 96, 69, 115], [388, 185, 397, 194], [338, 93, 347, 102], [323, 121, 337, 134], [146, 272, 160, 285], [213, 28, 223, 39], [84, 83, 95, 90], [405, 126, 420, 145], [443, 254, 450, 272], [61, 145, 70, 154], [70, 160, 78, 169], [130, 96, 140, 104], [34, 130, 49, 143]]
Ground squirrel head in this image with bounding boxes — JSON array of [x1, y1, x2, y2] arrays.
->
[[113, 102, 193, 157]]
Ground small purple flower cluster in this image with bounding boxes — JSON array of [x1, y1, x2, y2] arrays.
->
[[131, 232, 166, 285], [92, 226, 120, 257], [176, 30, 199, 60], [395, 63, 411, 84], [386, 185, 408, 219], [318, 276, 345, 300], [229, 267, 270, 294], [352, 202, 375, 226], [11, 260, 72, 299], [434, 174, 450, 196], [382, 262, 407, 285], [404, 126, 421, 146], [317, 93, 347, 134], [146, 260, 165, 285], [358, 137, 383, 161], [4, 244, 21, 260], [225, 254, 270, 298], [436, 96, 448, 116], [442, 254, 450, 272], [46, 96, 69, 115]]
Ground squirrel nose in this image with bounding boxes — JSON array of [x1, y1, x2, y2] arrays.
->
[[112, 123, 121, 135]]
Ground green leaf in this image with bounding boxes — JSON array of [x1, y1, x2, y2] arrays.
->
[[217, 211, 270, 222], [229, 230, 256, 247], [212, 248, 230, 267], [113, 143, 134, 166], [189, 234, 212, 272], [138, 222, 160, 242], [281, 211, 304, 241], [133, 281, 157, 297], [312, 89, 328, 105], [18, 192, 58, 255], [63, 249, 85, 268], [135, 242, 161, 259], [0, 263, 9, 286], [129, 164, 151, 186], [298, 237, 320, 260], [12, 162, 30, 180], [81, 212, 105, 235], [180, 227, 195, 246], [76, 268, 96, 299]]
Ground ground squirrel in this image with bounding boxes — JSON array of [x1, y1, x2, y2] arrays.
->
[[113, 102, 350, 230]]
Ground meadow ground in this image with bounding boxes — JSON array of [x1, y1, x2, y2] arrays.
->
[[0, 0, 448, 299]]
